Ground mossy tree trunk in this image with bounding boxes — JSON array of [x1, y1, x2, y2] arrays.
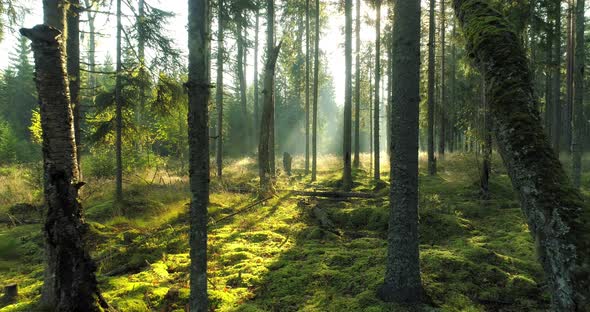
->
[[378, 0, 424, 304], [453, 0, 590, 309], [187, 0, 210, 309], [21, 24, 109, 311]]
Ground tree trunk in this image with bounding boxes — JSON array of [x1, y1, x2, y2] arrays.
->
[[216, 0, 224, 178], [565, 0, 574, 152], [427, 0, 437, 175], [311, 0, 320, 182], [353, 0, 361, 169], [545, 20, 553, 135], [187, 0, 210, 310], [67, 0, 81, 174], [236, 12, 250, 153], [342, 0, 353, 191], [480, 75, 491, 200], [84, 0, 96, 118], [373, 0, 381, 181], [439, 0, 446, 158], [259, 0, 281, 193], [453, 0, 590, 309], [572, 0, 585, 188], [378, 0, 423, 304], [551, 0, 562, 154], [305, 0, 311, 174], [369, 47, 373, 176], [136, 0, 146, 152], [21, 24, 109, 311], [115, 0, 123, 202], [254, 11, 260, 149]]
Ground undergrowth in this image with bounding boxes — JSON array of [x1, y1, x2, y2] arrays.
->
[[2, 153, 589, 311]]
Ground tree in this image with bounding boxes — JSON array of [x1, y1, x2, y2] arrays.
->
[[216, 0, 224, 177], [572, 0, 585, 188], [311, 0, 320, 182], [342, 0, 353, 191], [236, 7, 251, 152], [187, 0, 210, 309], [564, 0, 574, 150], [480, 75, 491, 199], [253, 7, 260, 151], [378, 0, 424, 304], [21, 22, 109, 311], [305, 0, 311, 174], [551, 0, 561, 154], [439, 0, 446, 158], [67, 0, 82, 171], [372, 0, 381, 181], [115, 0, 123, 201], [353, 0, 361, 168], [453, 0, 590, 309], [259, 0, 281, 193], [427, 0, 436, 175]]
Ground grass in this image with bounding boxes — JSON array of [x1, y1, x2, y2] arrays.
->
[[1, 152, 589, 311]]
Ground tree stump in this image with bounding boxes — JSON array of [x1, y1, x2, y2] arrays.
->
[[283, 152, 292, 176], [3, 284, 17, 303]]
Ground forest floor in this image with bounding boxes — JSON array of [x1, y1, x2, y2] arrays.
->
[[1, 153, 589, 312]]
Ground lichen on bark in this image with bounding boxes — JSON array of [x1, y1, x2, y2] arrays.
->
[[453, 0, 590, 310]]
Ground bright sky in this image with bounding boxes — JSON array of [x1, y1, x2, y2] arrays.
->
[[0, 1, 388, 107]]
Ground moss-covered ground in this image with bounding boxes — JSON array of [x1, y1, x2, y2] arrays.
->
[[1, 153, 588, 311]]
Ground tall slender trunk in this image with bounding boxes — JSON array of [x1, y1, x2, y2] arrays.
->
[[572, 0, 585, 188], [115, 0, 123, 201], [450, 18, 457, 153], [67, 0, 81, 174], [427, 0, 437, 175], [353, 0, 361, 168], [453, 0, 590, 309], [216, 0, 224, 177], [369, 46, 373, 176], [22, 22, 109, 310], [236, 12, 250, 152], [439, 0, 446, 158], [259, 0, 281, 193], [137, 0, 146, 152], [254, 11, 260, 147], [84, 0, 96, 113], [565, 0, 574, 152], [311, 0, 320, 181], [373, 0, 381, 181], [342, 0, 353, 191], [545, 22, 553, 133], [551, 0, 562, 154], [480, 75, 491, 199], [187, 0, 210, 309], [305, 0, 311, 174], [378, 0, 423, 303]]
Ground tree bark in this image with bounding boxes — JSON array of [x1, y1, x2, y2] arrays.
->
[[572, 0, 585, 188], [480, 75, 491, 200], [551, 0, 562, 154], [67, 0, 81, 174], [254, 11, 260, 149], [136, 0, 146, 152], [21, 24, 109, 311], [353, 0, 361, 169], [216, 0, 224, 177], [311, 0, 320, 182], [115, 0, 123, 202], [378, 0, 424, 304], [342, 0, 353, 191], [373, 0, 381, 181], [236, 11, 250, 153], [453, 0, 590, 309], [565, 0, 574, 151], [427, 0, 437, 175], [439, 0, 446, 158], [187, 0, 210, 310], [305, 0, 311, 174], [259, 0, 281, 193]]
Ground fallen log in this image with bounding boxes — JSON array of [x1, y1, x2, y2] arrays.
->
[[286, 190, 376, 198], [210, 196, 274, 225]]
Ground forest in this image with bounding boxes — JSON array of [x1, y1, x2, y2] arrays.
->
[[0, 0, 589, 311]]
